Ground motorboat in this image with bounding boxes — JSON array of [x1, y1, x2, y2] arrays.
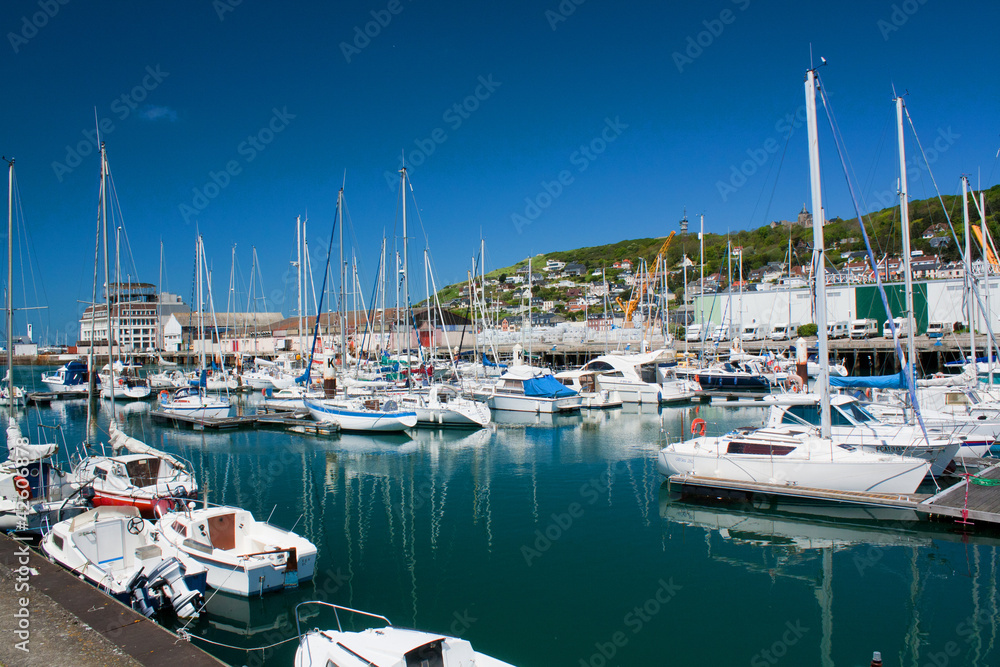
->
[[154, 504, 317, 596], [554, 369, 623, 408], [394, 384, 492, 427], [474, 365, 582, 414], [579, 351, 670, 404], [765, 394, 961, 475], [0, 419, 89, 533], [303, 395, 418, 432], [40, 359, 94, 394], [293, 602, 515, 667], [41, 505, 206, 619], [148, 369, 186, 390], [73, 420, 199, 517], [657, 425, 932, 494], [673, 361, 771, 393]]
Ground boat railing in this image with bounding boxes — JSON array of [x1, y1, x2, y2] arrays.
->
[[294, 601, 392, 640]]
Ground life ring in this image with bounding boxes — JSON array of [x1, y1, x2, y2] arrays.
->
[[784, 374, 803, 393], [864, 388, 872, 400], [159, 390, 169, 401], [691, 418, 707, 436]]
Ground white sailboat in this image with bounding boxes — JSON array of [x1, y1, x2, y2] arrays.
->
[[658, 64, 933, 494]]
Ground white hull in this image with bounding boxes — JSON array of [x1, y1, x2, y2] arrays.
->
[[594, 377, 662, 404], [304, 398, 417, 432], [487, 392, 582, 413], [658, 447, 930, 494]]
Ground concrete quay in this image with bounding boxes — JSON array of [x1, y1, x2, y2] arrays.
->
[[0, 534, 226, 667]]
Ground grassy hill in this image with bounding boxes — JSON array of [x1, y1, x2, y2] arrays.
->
[[432, 184, 1000, 311]]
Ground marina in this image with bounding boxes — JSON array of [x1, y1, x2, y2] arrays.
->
[[3, 371, 1000, 665]]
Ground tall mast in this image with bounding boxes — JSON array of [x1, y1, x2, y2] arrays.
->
[[198, 235, 205, 371], [400, 167, 411, 386], [158, 240, 163, 352], [296, 215, 303, 362], [101, 145, 115, 419], [963, 176, 974, 364], [896, 94, 917, 422], [699, 214, 705, 347], [5, 158, 12, 410], [805, 66, 830, 438], [338, 188, 346, 369]]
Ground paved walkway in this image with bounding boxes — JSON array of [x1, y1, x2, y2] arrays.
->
[[0, 533, 225, 667]]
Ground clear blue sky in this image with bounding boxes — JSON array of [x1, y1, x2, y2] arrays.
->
[[3, 0, 998, 344]]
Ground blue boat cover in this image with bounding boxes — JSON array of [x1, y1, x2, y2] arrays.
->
[[830, 370, 907, 389], [483, 354, 508, 369], [188, 370, 208, 388], [522, 374, 577, 398]]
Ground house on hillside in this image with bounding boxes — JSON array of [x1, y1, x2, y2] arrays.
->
[[928, 236, 951, 249], [922, 223, 947, 239], [564, 262, 586, 276], [613, 259, 633, 270]]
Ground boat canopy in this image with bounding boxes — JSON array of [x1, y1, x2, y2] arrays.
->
[[522, 374, 578, 398], [482, 354, 507, 369], [829, 370, 907, 390]]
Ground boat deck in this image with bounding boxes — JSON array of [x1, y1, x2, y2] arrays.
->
[[668, 459, 1000, 528]]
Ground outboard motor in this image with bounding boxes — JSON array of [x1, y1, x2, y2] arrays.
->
[[145, 557, 203, 619], [125, 570, 159, 618]]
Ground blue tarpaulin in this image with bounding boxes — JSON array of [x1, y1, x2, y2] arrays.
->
[[830, 370, 907, 390], [522, 374, 577, 398], [483, 354, 508, 369], [188, 370, 208, 388]]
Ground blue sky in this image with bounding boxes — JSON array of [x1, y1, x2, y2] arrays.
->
[[3, 0, 998, 343]]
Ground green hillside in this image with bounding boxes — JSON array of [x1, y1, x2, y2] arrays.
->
[[432, 184, 1000, 314]]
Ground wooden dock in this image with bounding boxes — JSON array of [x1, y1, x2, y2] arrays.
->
[[26, 390, 89, 405], [149, 409, 340, 434], [668, 459, 1000, 529]]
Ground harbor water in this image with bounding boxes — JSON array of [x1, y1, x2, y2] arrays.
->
[[8, 367, 1000, 666]]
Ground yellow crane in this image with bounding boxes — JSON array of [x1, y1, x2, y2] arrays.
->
[[615, 231, 676, 322]]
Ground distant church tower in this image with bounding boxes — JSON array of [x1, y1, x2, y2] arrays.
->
[[797, 203, 812, 227], [680, 208, 688, 234]]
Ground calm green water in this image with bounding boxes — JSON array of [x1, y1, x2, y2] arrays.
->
[[7, 367, 1000, 667]]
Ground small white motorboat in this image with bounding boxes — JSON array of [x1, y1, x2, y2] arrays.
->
[[293, 602, 516, 667], [154, 504, 317, 596], [40, 359, 93, 394], [41, 505, 206, 619]]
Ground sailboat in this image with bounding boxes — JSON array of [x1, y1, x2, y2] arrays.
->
[[658, 64, 932, 495], [0, 159, 25, 408], [158, 236, 230, 419]]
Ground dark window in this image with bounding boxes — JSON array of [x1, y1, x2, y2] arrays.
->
[[727, 441, 795, 456], [584, 361, 615, 372]]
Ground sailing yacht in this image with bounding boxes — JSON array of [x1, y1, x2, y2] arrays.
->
[[73, 420, 199, 517], [659, 65, 934, 495], [0, 419, 89, 532]]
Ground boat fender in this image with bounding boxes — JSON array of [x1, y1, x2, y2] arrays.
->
[[691, 418, 707, 436], [12, 475, 30, 500], [865, 388, 872, 400], [694, 374, 700, 384]]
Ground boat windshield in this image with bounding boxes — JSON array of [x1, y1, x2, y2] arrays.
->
[[843, 402, 877, 423], [781, 404, 856, 427]]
